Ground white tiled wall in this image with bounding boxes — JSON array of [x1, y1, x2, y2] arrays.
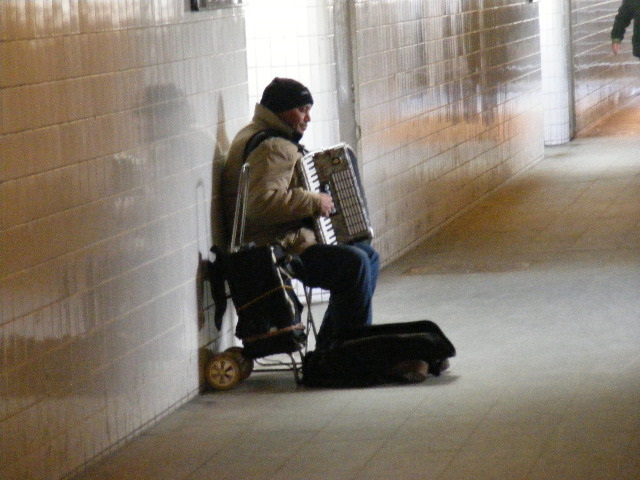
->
[[245, 0, 339, 150], [352, 0, 545, 264], [1, 2, 248, 479]]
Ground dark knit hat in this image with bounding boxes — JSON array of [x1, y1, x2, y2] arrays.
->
[[260, 77, 313, 113]]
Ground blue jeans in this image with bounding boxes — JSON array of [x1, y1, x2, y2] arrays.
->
[[297, 242, 379, 350]]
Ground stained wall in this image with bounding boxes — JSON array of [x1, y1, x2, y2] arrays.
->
[[353, 0, 544, 263]]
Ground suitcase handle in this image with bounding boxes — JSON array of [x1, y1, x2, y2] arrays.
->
[[230, 162, 250, 252]]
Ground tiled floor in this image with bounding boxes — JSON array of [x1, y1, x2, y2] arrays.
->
[[73, 101, 640, 480]]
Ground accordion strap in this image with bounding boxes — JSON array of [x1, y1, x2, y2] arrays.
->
[[242, 129, 288, 160]]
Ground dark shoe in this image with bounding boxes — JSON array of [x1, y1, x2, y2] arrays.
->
[[440, 358, 450, 372], [429, 358, 450, 376], [387, 360, 429, 383]]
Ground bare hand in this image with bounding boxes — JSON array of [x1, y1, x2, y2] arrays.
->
[[318, 193, 334, 217], [612, 42, 621, 55]]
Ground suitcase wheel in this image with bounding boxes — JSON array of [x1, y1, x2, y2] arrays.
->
[[205, 352, 242, 391], [225, 346, 254, 380]]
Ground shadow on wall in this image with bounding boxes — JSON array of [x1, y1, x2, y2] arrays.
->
[[141, 83, 234, 391], [211, 93, 231, 251], [4, 84, 232, 401], [196, 92, 236, 390]]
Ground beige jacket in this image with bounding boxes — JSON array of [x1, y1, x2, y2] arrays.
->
[[222, 104, 323, 255]]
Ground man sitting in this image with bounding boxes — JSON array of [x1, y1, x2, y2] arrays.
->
[[222, 77, 379, 351]]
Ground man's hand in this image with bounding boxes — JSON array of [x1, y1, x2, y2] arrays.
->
[[318, 193, 335, 217], [612, 41, 622, 55]]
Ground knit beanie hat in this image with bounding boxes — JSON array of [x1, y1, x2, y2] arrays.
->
[[260, 77, 314, 113]]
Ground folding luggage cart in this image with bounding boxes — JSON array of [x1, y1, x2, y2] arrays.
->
[[203, 286, 318, 390], [204, 163, 317, 391]]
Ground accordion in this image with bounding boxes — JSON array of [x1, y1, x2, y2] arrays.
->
[[297, 143, 374, 245]]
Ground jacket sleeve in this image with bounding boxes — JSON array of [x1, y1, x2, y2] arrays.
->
[[612, 0, 634, 41], [246, 138, 322, 225]]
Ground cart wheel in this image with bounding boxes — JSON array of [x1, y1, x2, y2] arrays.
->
[[205, 352, 242, 391], [225, 346, 255, 380]]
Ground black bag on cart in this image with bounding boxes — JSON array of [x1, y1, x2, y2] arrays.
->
[[301, 320, 456, 388], [211, 243, 306, 359]]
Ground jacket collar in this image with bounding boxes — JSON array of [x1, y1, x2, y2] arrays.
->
[[253, 104, 301, 144]]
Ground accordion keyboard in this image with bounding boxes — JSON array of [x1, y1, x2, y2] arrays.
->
[[298, 144, 373, 245]]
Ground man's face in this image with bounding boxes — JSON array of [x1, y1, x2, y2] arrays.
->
[[278, 104, 312, 136]]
